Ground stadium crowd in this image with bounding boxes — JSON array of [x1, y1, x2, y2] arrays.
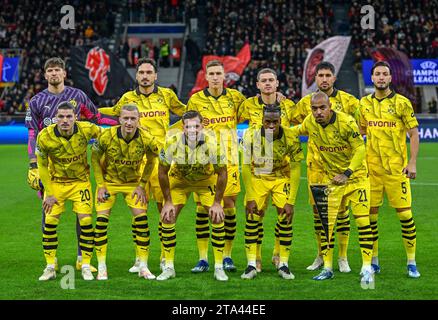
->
[[0, 0, 117, 113], [349, 0, 438, 64], [125, 0, 186, 23], [202, 0, 334, 100]]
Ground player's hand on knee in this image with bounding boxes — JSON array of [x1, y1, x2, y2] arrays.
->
[[161, 202, 176, 222], [332, 173, 348, 185], [246, 200, 258, 220], [209, 202, 224, 224], [283, 204, 294, 224], [27, 165, 41, 191], [97, 187, 109, 203], [43, 196, 59, 214], [132, 185, 147, 205]]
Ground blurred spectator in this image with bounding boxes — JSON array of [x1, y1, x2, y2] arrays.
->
[[429, 98, 437, 114], [185, 35, 201, 76], [125, 0, 185, 23], [160, 40, 170, 67], [84, 25, 94, 39]]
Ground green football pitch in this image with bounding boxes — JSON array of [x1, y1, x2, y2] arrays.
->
[[0, 144, 437, 300]]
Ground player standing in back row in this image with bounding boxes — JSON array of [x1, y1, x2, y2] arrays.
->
[[359, 61, 420, 278]]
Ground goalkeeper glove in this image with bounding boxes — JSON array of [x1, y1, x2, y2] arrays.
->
[[27, 162, 42, 191]]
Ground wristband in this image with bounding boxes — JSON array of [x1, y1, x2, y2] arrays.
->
[[343, 169, 353, 178]]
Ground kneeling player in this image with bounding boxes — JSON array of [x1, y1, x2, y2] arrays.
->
[[157, 110, 228, 281], [240, 105, 303, 280], [36, 102, 101, 281], [91, 104, 159, 280]]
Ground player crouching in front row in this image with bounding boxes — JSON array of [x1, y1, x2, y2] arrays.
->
[[157, 110, 229, 281], [240, 105, 304, 280], [36, 102, 101, 281], [91, 104, 159, 281], [291, 92, 374, 286]]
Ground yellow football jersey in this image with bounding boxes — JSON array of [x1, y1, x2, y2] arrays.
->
[[293, 111, 367, 182], [35, 121, 101, 182], [92, 126, 159, 185], [186, 88, 245, 164], [237, 96, 304, 127], [100, 85, 186, 145], [296, 88, 360, 121], [359, 91, 418, 175], [241, 125, 304, 178], [159, 131, 226, 182], [296, 89, 360, 169]]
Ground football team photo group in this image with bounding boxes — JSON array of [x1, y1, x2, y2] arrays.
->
[[1, 0, 437, 303]]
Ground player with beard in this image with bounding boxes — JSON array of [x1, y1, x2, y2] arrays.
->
[[26, 57, 116, 273], [296, 62, 360, 273], [99, 58, 186, 273], [359, 61, 420, 278]]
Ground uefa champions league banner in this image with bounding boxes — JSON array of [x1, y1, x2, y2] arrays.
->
[[362, 58, 438, 86], [301, 36, 351, 97]]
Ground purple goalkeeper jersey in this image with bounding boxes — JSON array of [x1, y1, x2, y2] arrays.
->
[[25, 86, 99, 132], [25, 86, 117, 160]]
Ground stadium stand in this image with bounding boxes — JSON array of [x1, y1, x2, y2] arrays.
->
[[202, 0, 334, 100], [349, 0, 438, 61], [0, 0, 117, 113]]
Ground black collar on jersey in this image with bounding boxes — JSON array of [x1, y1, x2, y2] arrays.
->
[[135, 84, 159, 97], [117, 126, 140, 143], [371, 90, 395, 102], [203, 87, 227, 99], [261, 126, 284, 140], [329, 88, 338, 98], [257, 96, 280, 107], [54, 123, 78, 140], [319, 111, 337, 128], [182, 132, 206, 148]]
